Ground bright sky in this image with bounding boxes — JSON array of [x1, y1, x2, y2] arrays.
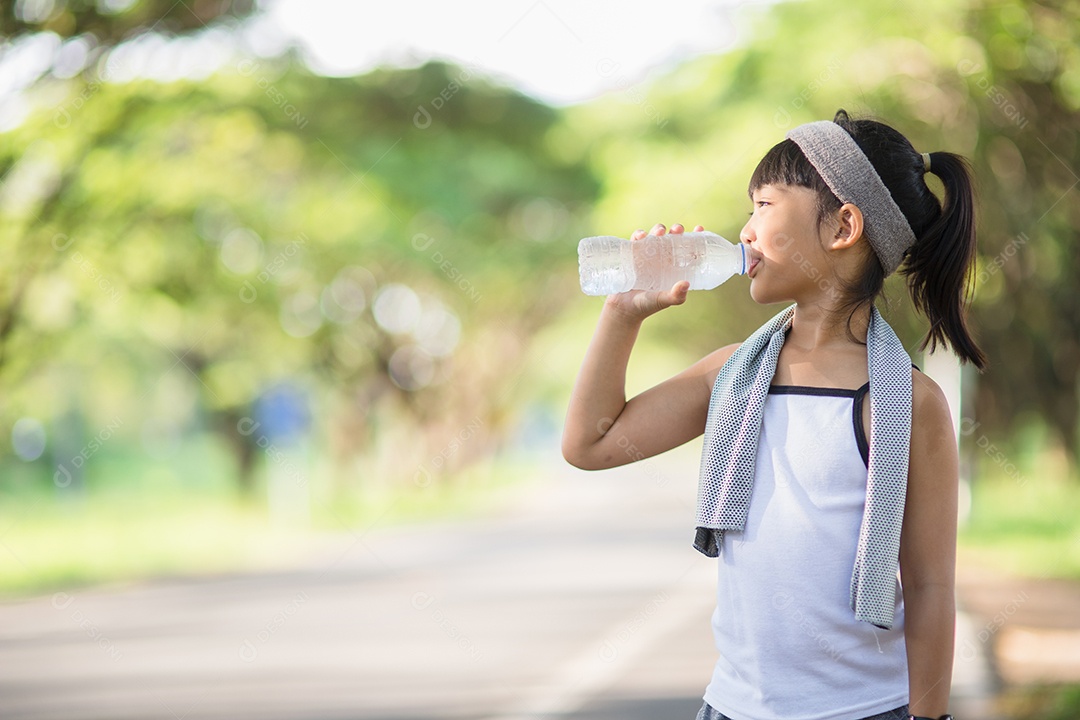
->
[[0, 0, 753, 130], [263, 0, 748, 105]]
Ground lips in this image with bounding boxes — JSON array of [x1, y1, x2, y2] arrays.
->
[[747, 254, 761, 277]]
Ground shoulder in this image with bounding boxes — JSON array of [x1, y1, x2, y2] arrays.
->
[[909, 368, 957, 462], [910, 368, 952, 428], [710, 342, 743, 366], [699, 342, 742, 389], [672, 342, 742, 396]]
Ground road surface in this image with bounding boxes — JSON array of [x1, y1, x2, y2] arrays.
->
[[0, 444, 995, 719]]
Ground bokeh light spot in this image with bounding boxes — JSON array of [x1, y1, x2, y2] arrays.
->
[[220, 228, 264, 274], [373, 283, 421, 335], [12, 417, 47, 461]]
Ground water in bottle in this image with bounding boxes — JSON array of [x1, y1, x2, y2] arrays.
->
[[578, 231, 747, 296]]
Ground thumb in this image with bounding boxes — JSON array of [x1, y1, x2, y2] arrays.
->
[[659, 280, 690, 308]]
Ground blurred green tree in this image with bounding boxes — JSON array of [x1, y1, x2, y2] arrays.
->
[[4, 0, 1078, 503], [0, 59, 597, 494], [957, 1, 1080, 465], [2, 0, 255, 44]]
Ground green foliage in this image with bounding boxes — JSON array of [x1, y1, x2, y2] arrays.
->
[[0, 58, 598, 494], [1, 0, 255, 44], [3, 0, 1080, 522]]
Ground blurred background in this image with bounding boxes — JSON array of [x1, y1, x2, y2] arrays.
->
[[1, 0, 1079, 718]]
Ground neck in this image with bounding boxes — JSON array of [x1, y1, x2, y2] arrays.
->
[[788, 301, 871, 350]]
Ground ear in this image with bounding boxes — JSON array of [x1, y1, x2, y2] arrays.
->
[[828, 203, 865, 250]]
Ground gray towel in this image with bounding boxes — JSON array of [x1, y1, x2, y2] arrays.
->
[[694, 303, 913, 629]]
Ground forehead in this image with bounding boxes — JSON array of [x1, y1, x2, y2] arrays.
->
[[751, 183, 816, 200]]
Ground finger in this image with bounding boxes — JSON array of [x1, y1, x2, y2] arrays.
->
[[631, 228, 646, 240], [671, 223, 684, 234], [661, 281, 690, 307], [694, 225, 705, 232], [652, 223, 666, 236]]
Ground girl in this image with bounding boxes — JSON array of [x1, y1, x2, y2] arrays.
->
[[562, 110, 983, 720]]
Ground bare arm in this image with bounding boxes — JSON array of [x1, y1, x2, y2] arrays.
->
[[900, 370, 958, 718], [562, 223, 739, 470]]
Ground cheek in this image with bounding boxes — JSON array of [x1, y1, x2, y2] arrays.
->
[[768, 232, 799, 257]]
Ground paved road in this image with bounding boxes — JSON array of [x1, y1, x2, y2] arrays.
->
[[0, 445, 996, 719]]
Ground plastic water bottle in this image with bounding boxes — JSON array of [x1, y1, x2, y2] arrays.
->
[[578, 231, 747, 296]]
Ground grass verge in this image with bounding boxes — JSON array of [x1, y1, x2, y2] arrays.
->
[[0, 448, 540, 599], [996, 683, 1080, 720], [959, 465, 1080, 580]]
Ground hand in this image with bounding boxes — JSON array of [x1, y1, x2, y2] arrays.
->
[[604, 223, 706, 320]]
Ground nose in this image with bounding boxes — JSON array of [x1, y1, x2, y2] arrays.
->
[[739, 218, 754, 245]]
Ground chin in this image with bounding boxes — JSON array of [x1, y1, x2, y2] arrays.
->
[[749, 281, 798, 307], [749, 281, 781, 305]]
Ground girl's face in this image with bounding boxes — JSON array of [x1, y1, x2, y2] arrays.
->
[[740, 183, 837, 306]]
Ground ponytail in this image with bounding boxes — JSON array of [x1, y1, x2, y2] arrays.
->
[[899, 152, 987, 369]]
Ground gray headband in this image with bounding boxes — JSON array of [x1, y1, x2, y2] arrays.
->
[[786, 121, 917, 275]]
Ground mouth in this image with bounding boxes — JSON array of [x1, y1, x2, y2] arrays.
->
[[747, 255, 761, 278]]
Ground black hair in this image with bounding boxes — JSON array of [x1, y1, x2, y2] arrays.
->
[[748, 109, 986, 369]]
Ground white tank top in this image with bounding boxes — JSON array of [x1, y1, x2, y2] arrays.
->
[[703, 383, 908, 720]]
